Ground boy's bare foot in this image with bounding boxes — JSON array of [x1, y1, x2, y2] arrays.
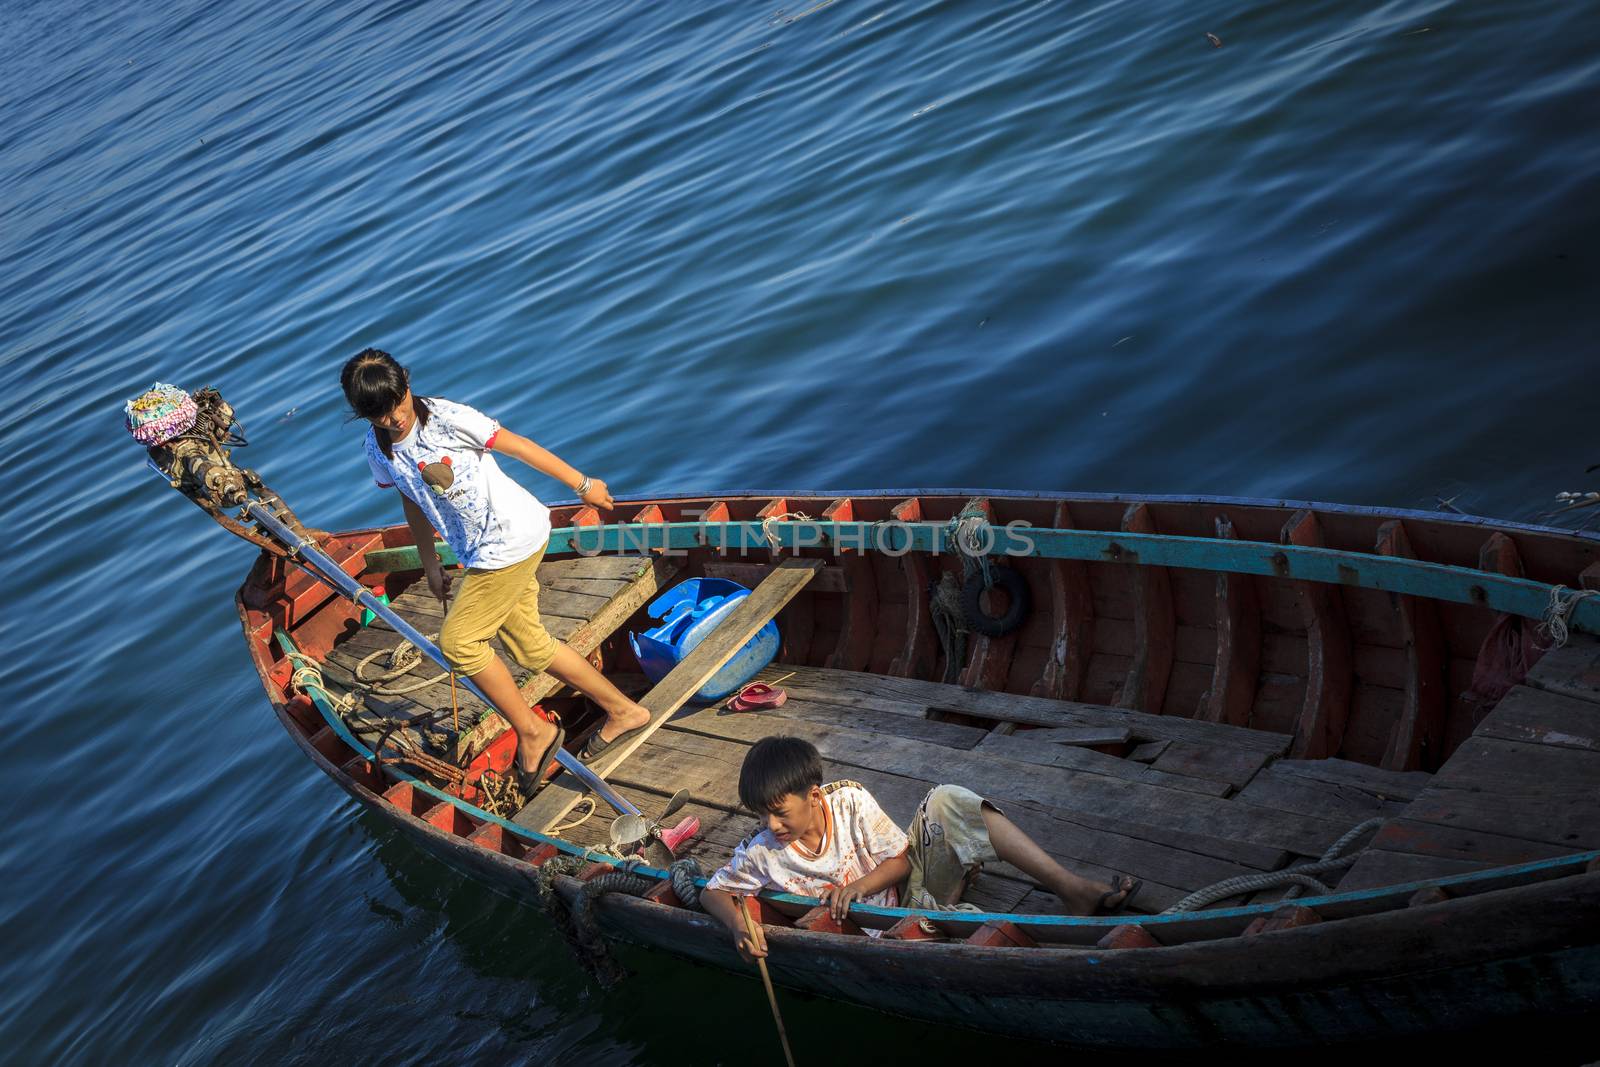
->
[[1083, 874, 1140, 915]]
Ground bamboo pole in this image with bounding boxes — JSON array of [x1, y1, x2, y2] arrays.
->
[[735, 896, 796, 1067]]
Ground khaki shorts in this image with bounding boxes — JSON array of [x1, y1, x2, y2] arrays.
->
[[438, 542, 557, 676], [902, 784, 999, 912]]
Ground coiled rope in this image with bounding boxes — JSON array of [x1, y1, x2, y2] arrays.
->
[[1537, 584, 1598, 650], [1162, 818, 1384, 913]]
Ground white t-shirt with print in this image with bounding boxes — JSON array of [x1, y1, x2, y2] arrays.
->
[[705, 781, 911, 908], [365, 397, 551, 570]]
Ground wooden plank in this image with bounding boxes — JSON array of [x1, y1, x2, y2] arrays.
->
[[976, 733, 1232, 796], [702, 561, 851, 594], [515, 558, 823, 831], [824, 554, 877, 673], [1116, 504, 1175, 714], [1524, 635, 1600, 706], [1370, 817, 1581, 867], [1266, 758, 1432, 802], [454, 556, 681, 761], [1004, 726, 1132, 748], [1281, 510, 1353, 759], [1031, 501, 1093, 702], [1473, 684, 1600, 753], [886, 497, 938, 680], [1374, 520, 1447, 771], [1149, 741, 1272, 791], [770, 664, 1292, 755], [1202, 514, 1260, 727], [1128, 740, 1172, 763], [1337, 848, 1497, 891], [1233, 764, 1410, 826]]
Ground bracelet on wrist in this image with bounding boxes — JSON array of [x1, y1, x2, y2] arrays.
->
[[575, 475, 593, 497]]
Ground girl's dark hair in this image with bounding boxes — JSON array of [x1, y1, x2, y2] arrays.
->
[[340, 347, 430, 458], [738, 736, 824, 813]]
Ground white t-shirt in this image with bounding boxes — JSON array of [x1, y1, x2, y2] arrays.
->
[[365, 397, 550, 570], [705, 781, 911, 908]]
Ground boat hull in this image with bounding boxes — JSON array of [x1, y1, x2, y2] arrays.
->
[[241, 490, 1600, 1048]]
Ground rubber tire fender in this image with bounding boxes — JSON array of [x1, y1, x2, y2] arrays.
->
[[961, 565, 1031, 638]]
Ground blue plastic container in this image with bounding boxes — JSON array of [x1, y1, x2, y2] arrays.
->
[[628, 578, 779, 704]]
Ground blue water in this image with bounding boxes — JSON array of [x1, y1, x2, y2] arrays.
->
[[3, 0, 1597, 1061]]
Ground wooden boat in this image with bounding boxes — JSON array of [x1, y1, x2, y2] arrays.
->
[[234, 489, 1600, 1049]]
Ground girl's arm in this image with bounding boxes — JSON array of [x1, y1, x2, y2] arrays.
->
[[399, 493, 450, 603], [490, 429, 614, 509]]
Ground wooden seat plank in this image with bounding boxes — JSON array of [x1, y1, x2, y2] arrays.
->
[[1263, 757, 1433, 803], [1524, 635, 1600, 705], [768, 664, 1292, 755], [514, 558, 823, 832], [1473, 684, 1600, 753]]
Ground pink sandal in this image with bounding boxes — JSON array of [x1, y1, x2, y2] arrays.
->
[[727, 682, 788, 713]]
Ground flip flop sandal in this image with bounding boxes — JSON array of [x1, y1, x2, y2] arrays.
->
[[513, 724, 566, 799], [1094, 875, 1142, 915], [580, 722, 649, 763], [728, 682, 788, 713]]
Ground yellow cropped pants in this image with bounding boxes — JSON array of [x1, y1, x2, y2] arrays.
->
[[438, 543, 557, 677]]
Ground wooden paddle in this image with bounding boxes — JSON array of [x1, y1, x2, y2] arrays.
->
[[735, 895, 797, 1067]]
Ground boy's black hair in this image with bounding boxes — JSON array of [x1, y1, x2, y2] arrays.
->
[[738, 736, 824, 813], [340, 348, 430, 459]]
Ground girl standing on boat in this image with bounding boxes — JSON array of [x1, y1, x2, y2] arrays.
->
[[340, 348, 650, 796]]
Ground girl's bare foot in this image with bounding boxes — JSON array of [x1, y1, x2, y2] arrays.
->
[[597, 700, 650, 741], [516, 714, 561, 774]]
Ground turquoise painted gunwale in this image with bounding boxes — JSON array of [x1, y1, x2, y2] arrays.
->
[[523, 520, 1600, 633]]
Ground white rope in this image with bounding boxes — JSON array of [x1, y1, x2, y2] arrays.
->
[[759, 510, 813, 550], [1537, 585, 1599, 650]]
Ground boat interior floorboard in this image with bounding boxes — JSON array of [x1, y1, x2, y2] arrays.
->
[[1338, 637, 1600, 891]]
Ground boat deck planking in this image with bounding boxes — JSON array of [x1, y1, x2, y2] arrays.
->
[[309, 549, 1594, 920], [1337, 637, 1600, 891]]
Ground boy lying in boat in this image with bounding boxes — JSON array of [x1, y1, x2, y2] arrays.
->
[[701, 736, 1140, 959]]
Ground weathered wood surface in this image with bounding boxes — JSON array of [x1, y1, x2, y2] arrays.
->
[[1281, 510, 1353, 759], [1116, 503, 1175, 714], [1001, 726, 1132, 748], [1374, 520, 1447, 772], [515, 558, 823, 832], [764, 665, 1292, 755], [1524, 635, 1600, 706], [1339, 683, 1600, 889], [1202, 514, 1260, 727], [972, 732, 1231, 797], [1148, 741, 1273, 792], [1234, 764, 1411, 826], [1470, 684, 1600, 753]]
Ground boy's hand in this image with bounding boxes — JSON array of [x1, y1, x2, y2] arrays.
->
[[734, 919, 768, 962], [822, 882, 865, 922]]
